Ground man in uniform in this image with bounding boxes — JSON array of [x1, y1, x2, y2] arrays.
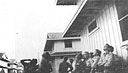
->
[[97, 44, 115, 73], [59, 57, 73, 73], [101, 44, 114, 73]]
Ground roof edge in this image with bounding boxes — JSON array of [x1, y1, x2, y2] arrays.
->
[[62, 0, 88, 37], [46, 37, 81, 41]]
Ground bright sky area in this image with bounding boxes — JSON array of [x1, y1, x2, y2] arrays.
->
[[0, 0, 78, 61]]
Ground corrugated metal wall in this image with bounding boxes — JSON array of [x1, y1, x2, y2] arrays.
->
[[81, 0, 123, 57]]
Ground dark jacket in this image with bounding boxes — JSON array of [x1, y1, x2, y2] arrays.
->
[[38, 58, 53, 73], [59, 61, 73, 73]]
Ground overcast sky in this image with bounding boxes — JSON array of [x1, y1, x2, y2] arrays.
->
[[0, 0, 78, 61]]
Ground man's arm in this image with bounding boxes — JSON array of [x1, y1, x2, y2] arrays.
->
[[20, 59, 31, 66], [68, 63, 73, 72], [49, 63, 53, 72], [91, 57, 100, 68], [59, 63, 62, 73]]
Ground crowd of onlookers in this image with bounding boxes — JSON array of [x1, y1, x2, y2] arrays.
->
[[20, 44, 128, 73], [59, 44, 128, 73], [59, 44, 117, 73]]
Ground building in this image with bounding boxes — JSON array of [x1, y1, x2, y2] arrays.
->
[[61, 0, 128, 63], [44, 33, 82, 73]]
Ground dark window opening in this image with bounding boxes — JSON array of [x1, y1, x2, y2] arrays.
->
[[64, 40, 72, 48], [116, 1, 128, 41], [88, 20, 97, 33], [119, 16, 128, 41], [116, 1, 128, 19]]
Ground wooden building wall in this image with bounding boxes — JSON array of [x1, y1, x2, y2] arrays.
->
[[53, 39, 81, 52], [81, 0, 124, 58]]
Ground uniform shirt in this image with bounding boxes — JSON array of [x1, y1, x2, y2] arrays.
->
[[104, 52, 114, 67], [98, 53, 106, 66], [91, 56, 100, 68], [75, 59, 83, 70], [86, 58, 93, 67]]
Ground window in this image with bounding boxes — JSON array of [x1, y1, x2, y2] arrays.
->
[[119, 15, 128, 41], [64, 40, 72, 48], [116, 1, 128, 41], [88, 20, 98, 34]]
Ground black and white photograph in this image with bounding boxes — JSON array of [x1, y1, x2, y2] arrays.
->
[[0, 0, 128, 73]]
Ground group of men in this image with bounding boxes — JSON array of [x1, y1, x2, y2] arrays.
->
[[58, 44, 119, 73]]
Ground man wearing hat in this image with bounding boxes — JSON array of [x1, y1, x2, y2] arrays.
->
[[101, 44, 115, 73], [98, 44, 110, 66], [97, 44, 115, 73], [90, 49, 101, 73], [103, 45, 115, 73]]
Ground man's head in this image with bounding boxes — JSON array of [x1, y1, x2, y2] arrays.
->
[[83, 52, 89, 59], [69, 59, 74, 64], [104, 44, 110, 51], [30, 58, 37, 66], [109, 46, 114, 52], [63, 56, 68, 61], [76, 53, 82, 60], [42, 52, 51, 60], [89, 52, 93, 58], [104, 44, 114, 53], [94, 49, 101, 56]]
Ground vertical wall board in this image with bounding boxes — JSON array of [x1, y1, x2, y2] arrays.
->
[[104, 3, 117, 54], [97, 13, 104, 51], [112, 1, 124, 57], [107, 3, 119, 54], [99, 8, 107, 46]]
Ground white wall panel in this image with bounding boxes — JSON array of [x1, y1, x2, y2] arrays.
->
[[54, 41, 64, 52], [54, 40, 81, 52]]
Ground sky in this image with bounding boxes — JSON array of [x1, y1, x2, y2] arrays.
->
[[0, 0, 78, 61]]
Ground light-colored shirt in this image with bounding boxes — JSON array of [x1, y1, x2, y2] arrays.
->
[[86, 58, 93, 67], [91, 56, 100, 68], [98, 53, 106, 66], [104, 52, 114, 67]]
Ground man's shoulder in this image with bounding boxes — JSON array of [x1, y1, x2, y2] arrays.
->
[[60, 61, 70, 65], [108, 52, 114, 56], [60, 62, 65, 65], [41, 59, 49, 64]]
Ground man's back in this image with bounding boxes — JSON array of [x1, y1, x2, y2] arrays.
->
[[59, 61, 73, 73], [38, 58, 52, 73]]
